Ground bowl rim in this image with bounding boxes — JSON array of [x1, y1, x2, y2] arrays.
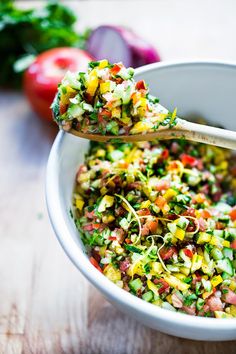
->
[[46, 60, 236, 331]]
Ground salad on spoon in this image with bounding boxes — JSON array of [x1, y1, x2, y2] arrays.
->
[[52, 60, 236, 149]]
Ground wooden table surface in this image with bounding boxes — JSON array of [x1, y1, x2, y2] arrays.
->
[[1, 1, 236, 353]]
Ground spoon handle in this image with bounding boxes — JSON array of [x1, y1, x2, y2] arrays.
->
[[176, 119, 236, 150]]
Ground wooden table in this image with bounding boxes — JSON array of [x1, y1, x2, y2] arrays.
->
[[1, 1, 236, 353]]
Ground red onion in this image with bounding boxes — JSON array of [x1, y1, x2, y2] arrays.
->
[[86, 25, 161, 68]]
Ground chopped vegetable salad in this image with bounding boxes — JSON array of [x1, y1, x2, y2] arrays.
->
[[73, 139, 236, 318], [52, 60, 177, 135]]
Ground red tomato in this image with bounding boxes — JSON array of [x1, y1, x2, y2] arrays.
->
[[183, 248, 193, 258], [180, 154, 198, 167], [230, 240, 236, 249], [23, 47, 93, 122], [135, 80, 146, 90], [89, 257, 103, 273], [229, 207, 236, 221], [159, 246, 177, 260]]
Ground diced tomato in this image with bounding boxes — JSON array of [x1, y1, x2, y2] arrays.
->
[[230, 240, 236, 249], [137, 208, 151, 216], [125, 238, 132, 244], [183, 207, 196, 218], [108, 236, 117, 241], [59, 101, 67, 115], [135, 80, 146, 90], [119, 260, 130, 272], [155, 196, 166, 209], [180, 154, 198, 167], [92, 223, 101, 229], [98, 109, 111, 122], [89, 256, 102, 273], [154, 279, 170, 294], [146, 220, 159, 233], [198, 217, 206, 232], [82, 224, 94, 231], [201, 209, 211, 219], [159, 246, 177, 260], [155, 179, 170, 191], [229, 207, 236, 221], [110, 64, 122, 75], [161, 149, 169, 159], [183, 248, 193, 258], [215, 221, 224, 230]]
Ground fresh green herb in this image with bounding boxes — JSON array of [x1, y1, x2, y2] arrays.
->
[[0, 0, 90, 87]]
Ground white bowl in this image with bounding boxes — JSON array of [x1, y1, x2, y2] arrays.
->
[[46, 61, 236, 341]]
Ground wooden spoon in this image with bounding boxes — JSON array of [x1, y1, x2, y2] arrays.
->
[[66, 104, 236, 150]]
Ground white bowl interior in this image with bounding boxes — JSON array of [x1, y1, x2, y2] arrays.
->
[[47, 62, 236, 340]]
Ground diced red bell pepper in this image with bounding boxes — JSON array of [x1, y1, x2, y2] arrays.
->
[[89, 256, 103, 273]]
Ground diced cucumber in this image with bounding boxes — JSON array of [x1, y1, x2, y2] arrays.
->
[[166, 265, 179, 272], [216, 258, 234, 276], [67, 104, 84, 119], [161, 302, 177, 312], [119, 218, 129, 230], [176, 216, 189, 230], [213, 230, 225, 238], [222, 272, 232, 280], [202, 278, 212, 292], [191, 254, 203, 273], [142, 291, 153, 302], [197, 232, 211, 245], [167, 222, 177, 235], [211, 247, 224, 260], [108, 150, 124, 161], [129, 278, 142, 292], [223, 247, 233, 261], [196, 298, 205, 311]]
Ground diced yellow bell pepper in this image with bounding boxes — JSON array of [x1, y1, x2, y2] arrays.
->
[[86, 69, 99, 96], [103, 264, 121, 282], [175, 273, 186, 281], [100, 186, 108, 196], [209, 236, 223, 248], [166, 294, 173, 304], [75, 198, 84, 211], [214, 311, 233, 319], [175, 227, 185, 241], [222, 240, 230, 248], [147, 279, 159, 296], [112, 107, 121, 118], [164, 275, 190, 291], [163, 188, 178, 201], [197, 232, 212, 244], [100, 81, 111, 94], [179, 266, 190, 276], [202, 291, 212, 300], [140, 200, 151, 209], [96, 149, 106, 157], [102, 214, 115, 224], [98, 195, 114, 212], [130, 121, 153, 134], [229, 305, 236, 317], [98, 59, 109, 68], [151, 262, 163, 275], [229, 280, 236, 291], [211, 275, 223, 287]]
